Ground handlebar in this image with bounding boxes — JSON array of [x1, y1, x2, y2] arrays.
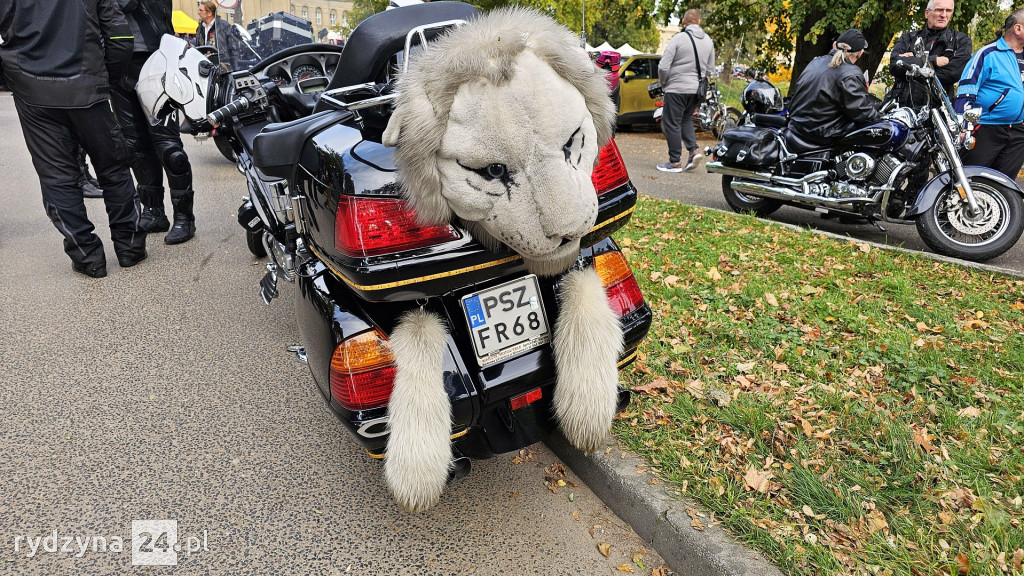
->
[[207, 97, 251, 126]]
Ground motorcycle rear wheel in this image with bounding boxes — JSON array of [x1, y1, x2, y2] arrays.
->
[[916, 179, 1024, 262], [712, 107, 742, 139], [722, 176, 783, 216]]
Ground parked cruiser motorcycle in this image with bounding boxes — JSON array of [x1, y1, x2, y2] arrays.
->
[[706, 61, 1024, 262], [138, 4, 651, 478]]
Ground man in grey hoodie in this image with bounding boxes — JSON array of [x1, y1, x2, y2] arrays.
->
[[657, 9, 716, 172]]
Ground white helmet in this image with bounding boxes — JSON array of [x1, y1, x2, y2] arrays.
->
[[136, 35, 215, 126]]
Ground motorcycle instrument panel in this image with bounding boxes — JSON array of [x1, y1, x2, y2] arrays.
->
[[461, 275, 551, 367]]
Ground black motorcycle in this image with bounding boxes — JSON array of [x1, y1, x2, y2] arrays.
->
[[142, 5, 651, 477], [706, 62, 1024, 262]]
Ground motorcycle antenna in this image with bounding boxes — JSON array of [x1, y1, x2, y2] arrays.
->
[[580, 0, 587, 49]]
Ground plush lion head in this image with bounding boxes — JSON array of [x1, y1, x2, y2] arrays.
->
[[382, 6, 616, 276]]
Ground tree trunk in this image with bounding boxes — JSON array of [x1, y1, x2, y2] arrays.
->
[[790, 11, 894, 91]]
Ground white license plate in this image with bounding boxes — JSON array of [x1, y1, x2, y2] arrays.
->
[[461, 275, 550, 367]]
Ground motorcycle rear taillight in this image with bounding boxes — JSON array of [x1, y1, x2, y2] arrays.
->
[[593, 250, 644, 317], [592, 141, 629, 196], [335, 195, 461, 257], [329, 329, 396, 410]]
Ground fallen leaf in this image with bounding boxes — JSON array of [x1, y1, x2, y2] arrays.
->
[[615, 565, 635, 573], [956, 552, 970, 575], [912, 424, 936, 454], [1013, 549, 1024, 569], [736, 361, 756, 372], [765, 293, 779, 307], [633, 377, 672, 395], [686, 508, 706, 531], [867, 510, 889, 534], [744, 466, 773, 493], [958, 406, 982, 418], [857, 242, 871, 253], [664, 274, 679, 287], [598, 542, 611, 557], [707, 267, 723, 281]]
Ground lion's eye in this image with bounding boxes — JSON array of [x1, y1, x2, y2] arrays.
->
[[484, 163, 507, 180]]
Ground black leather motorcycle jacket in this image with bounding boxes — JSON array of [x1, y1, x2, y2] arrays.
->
[[0, 0, 133, 108], [786, 51, 881, 146], [117, 0, 174, 54], [888, 26, 972, 105]]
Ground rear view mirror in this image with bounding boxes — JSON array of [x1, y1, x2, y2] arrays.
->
[[622, 70, 636, 82]]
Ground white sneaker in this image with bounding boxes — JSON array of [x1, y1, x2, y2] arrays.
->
[[656, 161, 683, 173], [684, 152, 704, 171]]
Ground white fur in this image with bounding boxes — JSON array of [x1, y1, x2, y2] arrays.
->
[[384, 309, 453, 512], [383, 7, 615, 277], [552, 267, 624, 452]]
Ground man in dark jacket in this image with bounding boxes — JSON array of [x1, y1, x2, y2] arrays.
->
[[110, 0, 197, 244], [887, 0, 972, 107], [787, 29, 881, 146], [0, 0, 147, 278], [196, 0, 238, 69]]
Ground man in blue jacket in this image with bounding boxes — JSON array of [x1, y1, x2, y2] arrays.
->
[[956, 8, 1024, 179], [0, 0, 147, 278]]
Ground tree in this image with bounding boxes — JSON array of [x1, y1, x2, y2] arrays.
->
[[656, 0, 1006, 91]]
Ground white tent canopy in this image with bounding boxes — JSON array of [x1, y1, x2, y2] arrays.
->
[[592, 41, 614, 52], [616, 43, 641, 57]]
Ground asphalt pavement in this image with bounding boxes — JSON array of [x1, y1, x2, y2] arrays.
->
[[0, 92, 667, 575]]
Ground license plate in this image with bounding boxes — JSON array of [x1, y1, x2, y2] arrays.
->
[[461, 275, 550, 367]]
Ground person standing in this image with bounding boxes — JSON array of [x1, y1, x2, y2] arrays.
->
[[0, 0, 147, 278], [955, 8, 1024, 180], [786, 29, 881, 147], [110, 0, 197, 244], [887, 0, 972, 107], [196, 0, 235, 67], [657, 9, 715, 172]]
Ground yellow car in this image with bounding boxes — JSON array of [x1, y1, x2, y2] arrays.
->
[[615, 53, 662, 127]]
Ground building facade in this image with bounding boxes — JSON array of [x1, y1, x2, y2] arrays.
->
[[174, 0, 353, 35]]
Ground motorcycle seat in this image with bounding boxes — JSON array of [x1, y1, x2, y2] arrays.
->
[[752, 113, 788, 129], [783, 129, 827, 153], [315, 2, 480, 114], [253, 110, 353, 180]]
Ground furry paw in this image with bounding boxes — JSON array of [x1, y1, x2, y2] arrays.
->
[[384, 309, 453, 512], [552, 267, 624, 452]]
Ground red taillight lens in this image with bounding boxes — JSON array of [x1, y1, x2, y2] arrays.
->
[[509, 387, 543, 411], [593, 250, 644, 317], [591, 140, 629, 196], [335, 195, 461, 257], [329, 329, 396, 410]]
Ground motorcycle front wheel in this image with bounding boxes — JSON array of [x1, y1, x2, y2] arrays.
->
[[712, 107, 742, 139], [916, 179, 1024, 262], [214, 133, 237, 163], [722, 176, 783, 217]]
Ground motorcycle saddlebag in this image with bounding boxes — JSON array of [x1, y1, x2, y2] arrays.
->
[[716, 125, 780, 167]]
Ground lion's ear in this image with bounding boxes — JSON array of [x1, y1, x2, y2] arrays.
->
[[383, 84, 435, 148]]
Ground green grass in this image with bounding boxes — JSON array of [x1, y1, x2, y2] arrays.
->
[[613, 195, 1024, 575]]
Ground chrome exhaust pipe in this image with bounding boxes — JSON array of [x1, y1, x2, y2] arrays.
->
[[705, 161, 773, 181], [730, 181, 876, 208]]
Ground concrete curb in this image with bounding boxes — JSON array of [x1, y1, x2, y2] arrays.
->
[[547, 432, 784, 576], [545, 221, 1021, 576]]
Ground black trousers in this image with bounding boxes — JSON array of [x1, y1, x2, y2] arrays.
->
[[109, 53, 193, 195], [12, 95, 145, 268], [661, 92, 699, 164], [961, 123, 1024, 180]]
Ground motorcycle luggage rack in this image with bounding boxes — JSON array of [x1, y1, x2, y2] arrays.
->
[[318, 19, 467, 113]]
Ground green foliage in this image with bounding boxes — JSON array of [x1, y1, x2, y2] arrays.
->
[[340, 0, 389, 37]]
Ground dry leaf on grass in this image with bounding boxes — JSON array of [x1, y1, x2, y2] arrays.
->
[[744, 466, 773, 493], [957, 406, 982, 418]]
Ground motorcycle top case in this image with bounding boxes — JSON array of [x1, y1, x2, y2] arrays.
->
[[715, 125, 780, 167]]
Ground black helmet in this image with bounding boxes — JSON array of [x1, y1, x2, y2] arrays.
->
[[741, 79, 784, 115]]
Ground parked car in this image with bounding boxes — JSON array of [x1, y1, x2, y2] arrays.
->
[[614, 53, 661, 127]]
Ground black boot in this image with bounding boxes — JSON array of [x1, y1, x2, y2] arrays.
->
[[165, 188, 196, 244], [77, 146, 104, 198], [138, 185, 170, 233]]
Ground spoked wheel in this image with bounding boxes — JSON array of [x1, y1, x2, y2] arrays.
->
[[712, 107, 742, 139], [916, 179, 1024, 262], [721, 176, 783, 217]]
